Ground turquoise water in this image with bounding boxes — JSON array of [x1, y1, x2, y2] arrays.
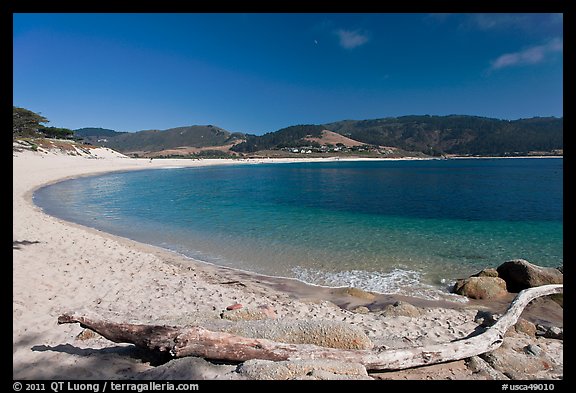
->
[[34, 158, 563, 299]]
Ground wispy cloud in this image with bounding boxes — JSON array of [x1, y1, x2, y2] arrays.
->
[[469, 13, 563, 32], [490, 38, 563, 71], [335, 29, 369, 49], [426, 13, 562, 35], [468, 14, 534, 30]]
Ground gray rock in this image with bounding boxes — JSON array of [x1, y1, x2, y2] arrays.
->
[[380, 301, 421, 318], [466, 356, 509, 380], [237, 359, 371, 380], [535, 324, 549, 336], [453, 276, 508, 299], [544, 326, 563, 340], [496, 259, 563, 292], [524, 344, 543, 356]]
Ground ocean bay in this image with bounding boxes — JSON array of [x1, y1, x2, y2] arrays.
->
[[34, 158, 563, 299]]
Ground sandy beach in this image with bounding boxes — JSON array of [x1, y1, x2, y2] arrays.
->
[[13, 146, 563, 380]]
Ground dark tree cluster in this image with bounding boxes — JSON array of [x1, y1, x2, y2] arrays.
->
[[323, 115, 562, 156], [232, 124, 325, 153], [13, 106, 73, 139], [232, 115, 562, 155]]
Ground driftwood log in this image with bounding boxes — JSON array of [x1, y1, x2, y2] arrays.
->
[[58, 284, 562, 371]]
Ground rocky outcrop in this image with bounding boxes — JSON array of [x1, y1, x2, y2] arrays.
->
[[453, 276, 508, 299], [452, 260, 563, 299], [496, 259, 563, 292], [479, 339, 562, 380]]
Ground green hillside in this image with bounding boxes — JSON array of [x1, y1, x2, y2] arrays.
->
[[74, 128, 125, 137], [72, 115, 562, 157], [231, 125, 325, 153], [325, 115, 562, 156]]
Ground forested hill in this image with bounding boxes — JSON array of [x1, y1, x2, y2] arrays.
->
[[230, 115, 562, 156], [324, 115, 563, 156], [72, 115, 562, 157], [74, 128, 127, 145], [231, 125, 326, 153], [75, 127, 125, 137]]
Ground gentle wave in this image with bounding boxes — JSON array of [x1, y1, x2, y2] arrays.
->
[[291, 266, 468, 302]]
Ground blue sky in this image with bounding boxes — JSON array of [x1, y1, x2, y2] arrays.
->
[[13, 13, 563, 134]]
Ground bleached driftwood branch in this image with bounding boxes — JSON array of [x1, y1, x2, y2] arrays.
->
[[58, 284, 562, 371]]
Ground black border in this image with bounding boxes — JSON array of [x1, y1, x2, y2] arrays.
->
[[8, 0, 570, 387], [6, 1, 569, 13]]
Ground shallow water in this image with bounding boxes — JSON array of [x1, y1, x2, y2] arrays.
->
[[34, 158, 563, 299]]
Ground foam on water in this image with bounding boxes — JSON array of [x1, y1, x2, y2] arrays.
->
[[291, 266, 467, 301], [292, 266, 422, 293]]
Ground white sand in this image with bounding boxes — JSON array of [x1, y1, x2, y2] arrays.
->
[[13, 147, 562, 380]]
